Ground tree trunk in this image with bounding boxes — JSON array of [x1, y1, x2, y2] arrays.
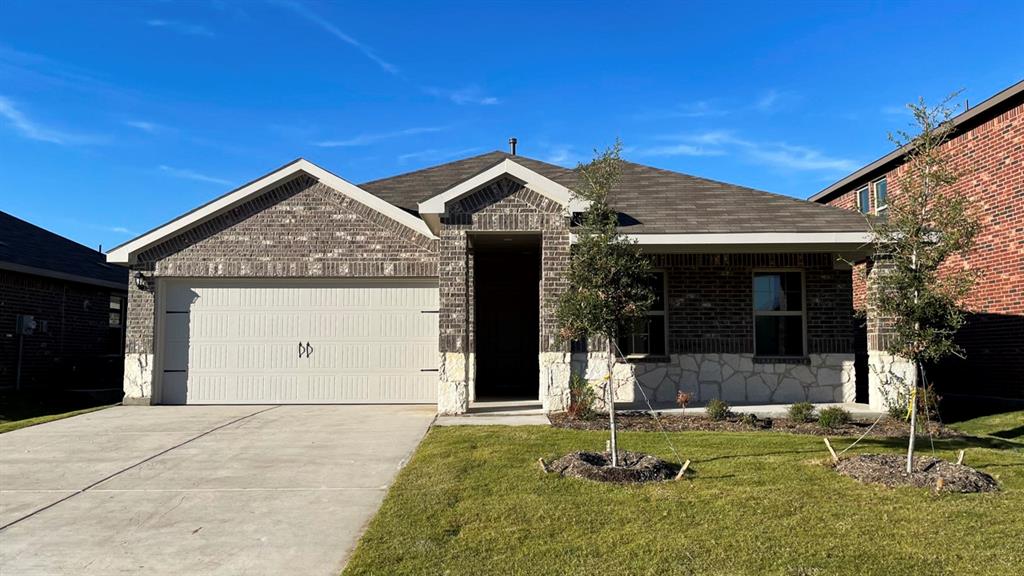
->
[[906, 361, 919, 474], [607, 335, 618, 467]]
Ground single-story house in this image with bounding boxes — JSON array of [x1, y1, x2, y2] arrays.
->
[[106, 150, 880, 414], [1, 211, 128, 390]]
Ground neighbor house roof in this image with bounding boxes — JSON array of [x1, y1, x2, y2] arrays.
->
[[0, 211, 128, 290], [361, 150, 868, 235], [810, 78, 1024, 204]]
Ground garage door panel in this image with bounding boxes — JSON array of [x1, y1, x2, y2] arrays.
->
[[161, 281, 438, 405]]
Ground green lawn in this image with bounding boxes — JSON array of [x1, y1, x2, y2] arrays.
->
[[0, 399, 113, 430], [949, 410, 1024, 442], [344, 418, 1024, 575]]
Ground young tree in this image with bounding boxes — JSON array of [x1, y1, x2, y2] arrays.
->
[[556, 141, 655, 467], [869, 94, 980, 473]]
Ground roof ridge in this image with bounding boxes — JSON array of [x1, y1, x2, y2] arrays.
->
[[358, 150, 510, 186]]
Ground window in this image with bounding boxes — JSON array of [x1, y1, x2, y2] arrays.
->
[[617, 272, 666, 357], [109, 295, 125, 328], [873, 177, 888, 213], [753, 272, 805, 357], [857, 186, 870, 214]]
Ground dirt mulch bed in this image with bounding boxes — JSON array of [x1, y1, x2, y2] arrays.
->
[[835, 454, 999, 493], [546, 450, 680, 483], [549, 411, 958, 438]]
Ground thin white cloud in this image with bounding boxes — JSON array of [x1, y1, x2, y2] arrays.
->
[[124, 120, 166, 134], [752, 89, 798, 112], [146, 19, 215, 38], [398, 147, 481, 164], [0, 95, 100, 145], [634, 100, 728, 120], [423, 85, 499, 106], [158, 165, 232, 185], [274, 1, 398, 75], [636, 143, 726, 157], [745, 142, 858, 172], [882, 104, 912, 116], [315, 126, 447, 147], [108, 226, 134, 235], [637, 130, 857, 172]]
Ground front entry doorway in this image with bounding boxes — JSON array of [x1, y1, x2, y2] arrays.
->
[[473, 234, 541, 400]]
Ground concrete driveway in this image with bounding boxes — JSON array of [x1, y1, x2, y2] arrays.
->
[[0, 405, 435, 575]]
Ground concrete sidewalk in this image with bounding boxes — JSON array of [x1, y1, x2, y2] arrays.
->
[[0, 404, 434, 576]]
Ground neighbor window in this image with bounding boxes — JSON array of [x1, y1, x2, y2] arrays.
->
[[753, 272, 805, 357], [873, 177, 888, 213], [109, 295, 125, 328], [857, 186, 870, 214], [617, 272, 666, 357]]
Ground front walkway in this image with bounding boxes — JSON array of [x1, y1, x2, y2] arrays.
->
[[0, 405, 434, 576]]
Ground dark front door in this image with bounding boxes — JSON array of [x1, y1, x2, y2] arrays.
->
[[474, 241, 540, 399]]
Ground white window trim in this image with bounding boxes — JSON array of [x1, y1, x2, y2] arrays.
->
[[872, 177, 889, 214], [856, 185, 871, 214], [621, 270, 669, 358], [752, 269, 807, 358]]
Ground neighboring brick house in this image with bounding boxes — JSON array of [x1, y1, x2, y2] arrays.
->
[[811, 79, 1023, 406], [107, 152, 873, 413], [0, 211, 128, 391]]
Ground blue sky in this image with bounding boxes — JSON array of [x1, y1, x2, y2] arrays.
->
[[1, 0, 1021, 250]]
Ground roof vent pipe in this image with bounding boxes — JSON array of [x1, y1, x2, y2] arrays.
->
[[509, 137, 517, 156]]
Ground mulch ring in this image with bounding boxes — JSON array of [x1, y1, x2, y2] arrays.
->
[[546, 450, 680, 483], [549, 411, 957, 438], [835, 454, 999, 493]]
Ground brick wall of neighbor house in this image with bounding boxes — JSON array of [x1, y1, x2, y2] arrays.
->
[[0, 269, 125, 389], [571, 252, 857, 409], [823, 101, 1023, 401], [122, 174, 439, 404], [437, 177, 571, 414]]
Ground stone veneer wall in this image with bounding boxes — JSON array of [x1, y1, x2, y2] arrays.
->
[[123, 174, 439, 404], [437, 177, 571, 414]]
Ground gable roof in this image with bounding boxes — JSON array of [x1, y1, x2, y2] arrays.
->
[[360, 150, 868, 235], [0, 211, 127, 290], [810, 78, 1024, 203], [106, 158, 436, 265]]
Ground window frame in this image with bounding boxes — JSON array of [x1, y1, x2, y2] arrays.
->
[[856, 185, 871, 214], [752, 269, 807, 358], [619, 270, 669, 359], [872, 177, 888, 214]]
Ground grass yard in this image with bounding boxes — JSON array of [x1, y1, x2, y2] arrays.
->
[[0, 390, 114, 434], [344, 417, 1023, 575]]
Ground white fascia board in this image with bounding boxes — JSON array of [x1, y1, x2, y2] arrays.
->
[[106, 159, 435, 264], [570, 232, 873, 245], [417, 159, 578, 215]]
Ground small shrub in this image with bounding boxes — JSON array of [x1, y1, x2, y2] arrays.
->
[[705, 398, 731, 421], [818, 406, 852, 429], [739, 412, 759, 427], [567, 372, 596, 420], [675, 391, 692, 408], [788, 401, 816, 423], [885, 383, 942, 423]]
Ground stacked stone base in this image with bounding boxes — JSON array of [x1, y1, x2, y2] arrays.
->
[[539, 352, 856, 413]]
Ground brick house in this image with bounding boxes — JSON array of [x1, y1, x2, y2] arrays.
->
[[810, 79, 1023, 407], [106, 151, 874, 414], [1, 211, 128, 390]]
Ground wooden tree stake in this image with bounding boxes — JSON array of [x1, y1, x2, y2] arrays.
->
[[956, 450, 965, 466], [674, 460, 691, 480], [538, 458, 548, 473], [824, 438, 839, 463]]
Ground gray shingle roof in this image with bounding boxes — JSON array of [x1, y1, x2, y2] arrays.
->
[[0, 211, 128, 288], [359, 151, 867, 234]]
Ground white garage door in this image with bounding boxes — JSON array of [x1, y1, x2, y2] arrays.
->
[[159, 280, 438, 405]]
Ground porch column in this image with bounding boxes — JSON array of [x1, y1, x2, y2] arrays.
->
[[865, 258, 916, 412], [122, 266, 156, 405], [437, 230, 471, 414]]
